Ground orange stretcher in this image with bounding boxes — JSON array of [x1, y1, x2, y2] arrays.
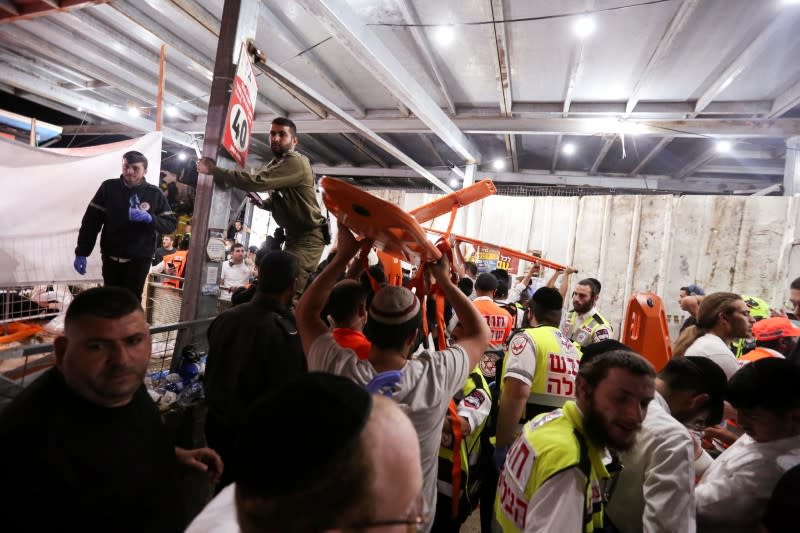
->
[[409, 179, 497, 224], [425, 228, 568, 272], [0, 322, 43, 344], [621, 292, 672, 372]]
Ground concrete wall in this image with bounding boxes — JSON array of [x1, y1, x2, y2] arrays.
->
[[383, 191, 800, 339]]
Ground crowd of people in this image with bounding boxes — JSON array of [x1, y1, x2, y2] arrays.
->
[[4, 116, 800, 533]]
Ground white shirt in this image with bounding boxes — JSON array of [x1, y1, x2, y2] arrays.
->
[[696, 433, 800, 532], [185, 483, 238, 533], [219, 261, 252, 301], [684, 334, 739, 380], [308, 333, 470, 533], [606, 393, 696, 533]]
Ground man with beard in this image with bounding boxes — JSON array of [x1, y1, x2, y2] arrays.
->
[[606, 356, 727, 533], [495, 349, 655, 532], [74, 151, 177, 297], [561, 278, 613, 349], [197, 117, 326, 296]]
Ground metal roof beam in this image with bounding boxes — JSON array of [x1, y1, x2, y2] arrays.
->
[[392, 0, 456, 116], [674, 148, 717, 179], [299, 133, 353, 165], [626, 0, 699, 115], [551, 135, 563, 173], [256, 57, 451, 191], [562, 42, 585, 116], [341, 133, 389, 167], [294, 0, 479, 165], [770, 79, 800, 119], [629, 136, 673, 176], [694, 13, 800, 114], [697, 164, 785, 176], [0, 64, 196, 148], [418, 133, 447, 167], [312, 165, 775, 193], [590, 136, 615, 175], [259, 3, 366, 117]]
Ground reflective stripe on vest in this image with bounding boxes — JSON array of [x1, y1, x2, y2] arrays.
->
[[494, 401, 609, 533], [563, 311, 611, 347]]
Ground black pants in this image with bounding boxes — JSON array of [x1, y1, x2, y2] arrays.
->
[[102, 256, 151, 298], [204, 417, 236, 493]]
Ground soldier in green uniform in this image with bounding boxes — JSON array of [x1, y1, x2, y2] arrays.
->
[[197, 117, 326, 298]]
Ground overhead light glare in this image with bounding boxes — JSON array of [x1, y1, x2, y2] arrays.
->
[[492, 159, 505, 170], [449, 177, 459, 188], [113, 42, 124, 52], [782, 0, 800, 6], [166, 106, 178, 118], [573, 16, 595, 39], [436, 25, 455, 46], [128, 106, 140, 117], [76, 106, 83, 112], [178, 152, 187, 161], [562, 143, 577, 156], [715, 140, 733, 154]]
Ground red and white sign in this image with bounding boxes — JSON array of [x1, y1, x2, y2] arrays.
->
[[222, 43, 258, 167]]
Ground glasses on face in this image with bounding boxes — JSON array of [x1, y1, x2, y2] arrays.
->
[[347, 494, 430, 531]]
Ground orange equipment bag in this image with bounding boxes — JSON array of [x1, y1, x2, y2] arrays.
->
[[0, 321, 43, 344], [621, 292, 672, 372]]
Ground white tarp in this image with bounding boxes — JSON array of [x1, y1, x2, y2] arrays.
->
[[0, 133, 163, 285]]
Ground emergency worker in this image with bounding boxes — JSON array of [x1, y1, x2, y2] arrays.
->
[[732, 294, 770, 358], [472, 273, 513, 348], [562, 278, 612, 348], [738, 316, 800, 366]]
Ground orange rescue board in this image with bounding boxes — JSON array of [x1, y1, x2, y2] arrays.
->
[[320, 177, 441, 266], [425, 228, 567, 272], [621, 292, 672, 372], [409, 179, 497, 224]]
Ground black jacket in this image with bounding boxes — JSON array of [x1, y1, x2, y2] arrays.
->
[[204, 293, 307, 430], [76, 176, 177, 259]]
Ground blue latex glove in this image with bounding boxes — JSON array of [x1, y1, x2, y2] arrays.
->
[[129, 208, 152, 223], [493, 446, 509, 472], [73, 256, 87, 275]]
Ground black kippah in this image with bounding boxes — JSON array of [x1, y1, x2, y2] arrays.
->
[[234, 372, 372, 495], [531, 287, 562, 310]]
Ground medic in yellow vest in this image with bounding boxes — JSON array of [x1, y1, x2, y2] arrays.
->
[[495, 287, 582, 461], [738, 316, 800, 367], [561, 278, 612, 349], [732, 295, 770, 358], [495, 349, 656, 532]]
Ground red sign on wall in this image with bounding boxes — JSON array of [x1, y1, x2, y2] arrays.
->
[[222, 43, 258, 167]]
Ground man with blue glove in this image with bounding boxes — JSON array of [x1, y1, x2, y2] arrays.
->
[[74, 151, 177, 297]]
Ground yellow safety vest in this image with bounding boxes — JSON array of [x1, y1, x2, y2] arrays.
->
[[562, 310, 612, 348], [501, 326, 582, 423], [495, 401, 609, 533], [438, 368, 491, 508]]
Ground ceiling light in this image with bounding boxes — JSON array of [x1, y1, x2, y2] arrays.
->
[[449, 177, 458, 188], [573, 16, 595, 39], [166, 106, 178, 118], [562, 143, 577, 156], [782, 0, 800, 6], [715, 140, 733, 154], [113, 42, 124, 52], [128, 106, 140, 117], [436, 26, 455, 46], [178, 152, 187, 161], [493, 159, 505, 170], [76, 106, 83, 112]]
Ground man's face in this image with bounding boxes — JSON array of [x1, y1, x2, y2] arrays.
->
[[269, 124, 297, 157], [736, 407, 797, 443], [572, 284, 596, 314], [121, 159, 146, 187], [678, 290, 689, 311], [790, 288, 800, 317], [580, 367, 655, 451], [724, 299, 755, 339], [162, 236, 174, 249], [55, 310, 151, 407], [235, 221, 242, 231], [232, 246, 245, 264]]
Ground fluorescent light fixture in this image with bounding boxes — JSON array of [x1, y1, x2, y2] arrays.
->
[[493, 159, 505, 170], [128, 106, 140, 117], [178, 152, 187, 161], [436, 26, 455, 46], [449, 177, 458, 188], [715, 140, 733, 154], [166, 106, 178, 118], [76, 107, 83, 112], [573, 16, 595, 39], [562, 143, 577, 155]]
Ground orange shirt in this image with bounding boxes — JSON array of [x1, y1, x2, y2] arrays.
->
[[472, 297, 513, 347], [332, 328, 372, 360]]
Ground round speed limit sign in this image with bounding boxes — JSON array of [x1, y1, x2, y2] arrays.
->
[[228, 103, 250, 152]]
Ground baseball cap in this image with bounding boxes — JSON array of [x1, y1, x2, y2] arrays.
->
[[752, 316, 800, 341], [369, 285, 421, 325], [235, 373, 372, 496], [742, 295, 770, 320], [685, 284, 705, 296]]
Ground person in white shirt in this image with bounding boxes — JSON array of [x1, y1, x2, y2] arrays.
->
[[295, 221, 491, 533], [219, 243, 252, 302], [606, 356, 728, 533], [674, 292, 754, 380], [696, 358, 800, 532], [187, 373, 425, 533]]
